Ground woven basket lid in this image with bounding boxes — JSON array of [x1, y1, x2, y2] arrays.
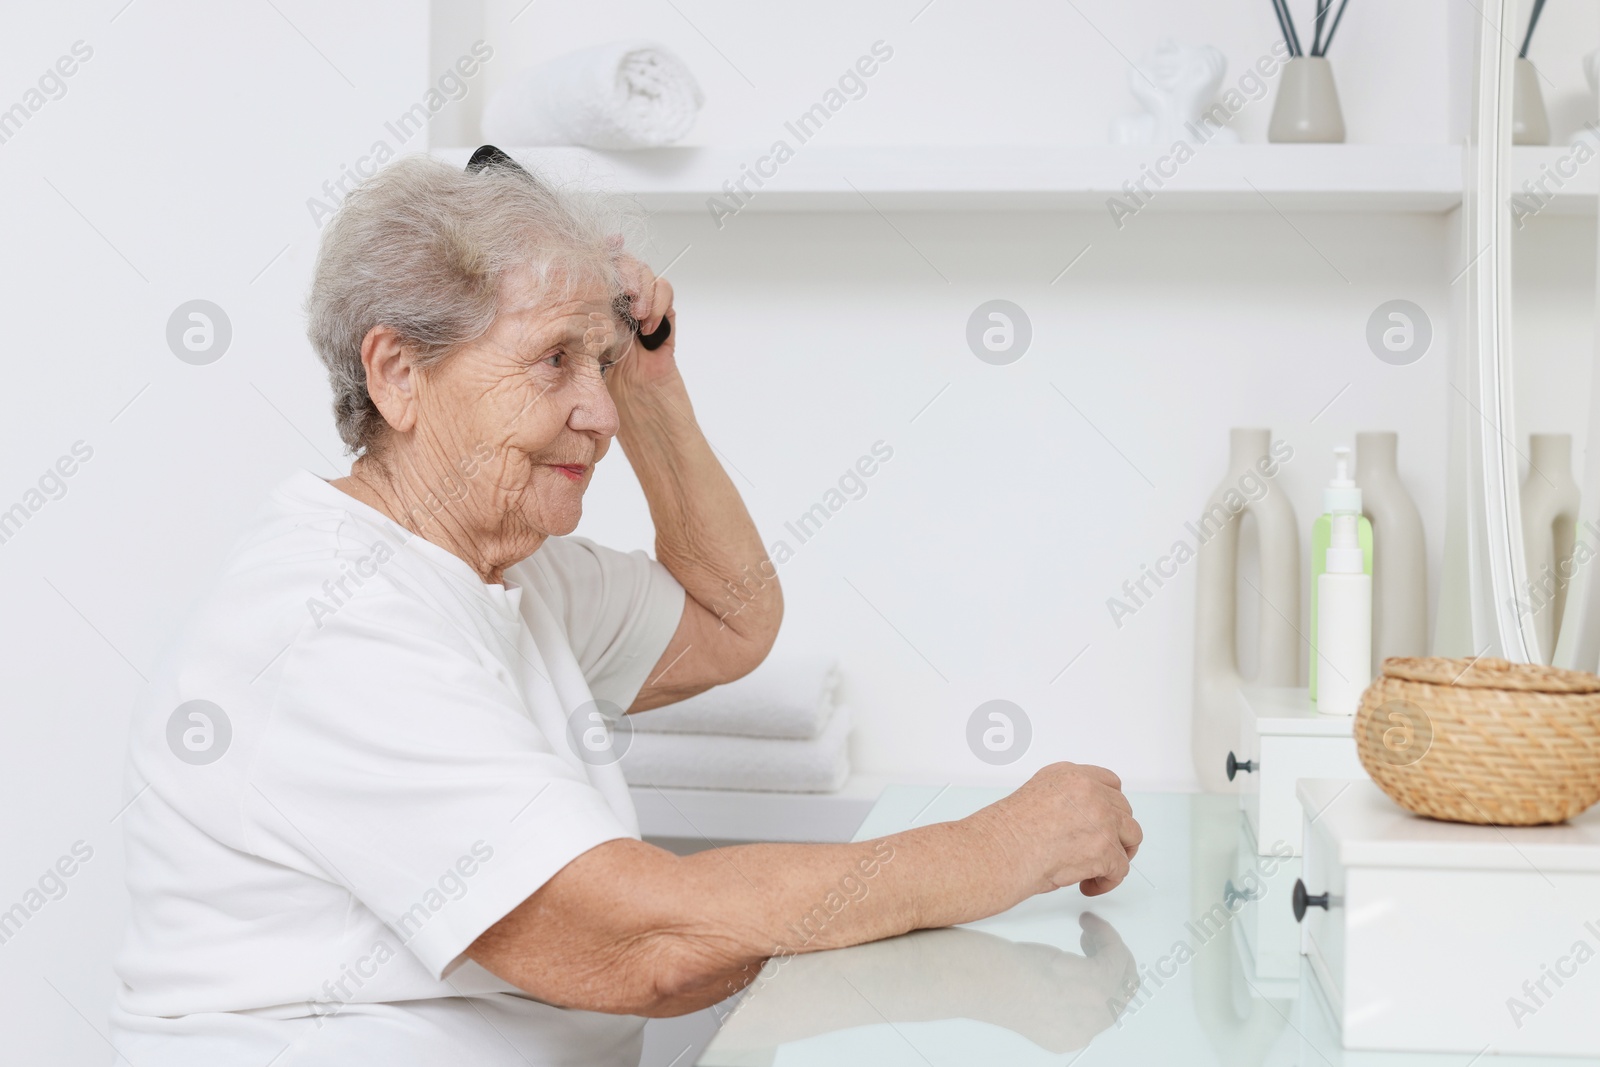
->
[[1380, 656, 1600, 693]]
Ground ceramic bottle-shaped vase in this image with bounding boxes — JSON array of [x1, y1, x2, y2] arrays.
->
[[1354, 432, 1427, 666], [1521, 433, 1581, 662], [1193, 428, 1300, 791]]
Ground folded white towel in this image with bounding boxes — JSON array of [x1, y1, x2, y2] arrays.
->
[[621, 704, 852, 793], [633, 656, 840, 739], [482, 41, 704, 150]]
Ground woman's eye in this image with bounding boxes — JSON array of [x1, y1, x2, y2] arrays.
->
[[542, 350, 563, 369]]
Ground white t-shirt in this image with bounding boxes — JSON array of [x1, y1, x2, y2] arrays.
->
[[109, 469, 686, 1066]]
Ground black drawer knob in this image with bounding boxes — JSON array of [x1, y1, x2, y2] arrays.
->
[[1292, 878, 1329, 922], [1226, 751, 1255, 781]]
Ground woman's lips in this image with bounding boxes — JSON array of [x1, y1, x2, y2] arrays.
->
[[550, 464, 587, 482]]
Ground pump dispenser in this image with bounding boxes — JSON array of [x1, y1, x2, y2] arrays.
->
[[1316, 512, 1372, 713], [1325, 447, 1360, 511], [1309, 447, 1373, 701]]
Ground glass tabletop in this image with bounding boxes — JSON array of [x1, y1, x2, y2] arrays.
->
[[694, 787, 1600, 1067]]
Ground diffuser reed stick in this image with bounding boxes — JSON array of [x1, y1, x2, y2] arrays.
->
[[1270, 0, 1351, 58], [1320, 0, 1350, 55], [1272, 0, 1301, 56], [1519, 0, 1548, 59]]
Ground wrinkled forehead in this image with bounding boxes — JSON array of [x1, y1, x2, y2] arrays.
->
[[495, 266, 630, 357]]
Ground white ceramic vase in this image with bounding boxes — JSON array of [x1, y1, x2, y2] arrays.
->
[[1354, 432, 1428, 667], [1521, 433, 1581, 662], [1192, 428, 1300, 792]]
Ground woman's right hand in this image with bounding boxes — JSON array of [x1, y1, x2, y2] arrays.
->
[[968, 762, 1143, 901]]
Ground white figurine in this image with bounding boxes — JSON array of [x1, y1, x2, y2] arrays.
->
[[1573, 47, 1600, 147], [1110, 40, 1238, 147]]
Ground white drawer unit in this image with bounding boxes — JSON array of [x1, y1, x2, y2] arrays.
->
[[1296, 779, 1600, 1056], [1230, 813, 1302, 980], [1231, 686, 1367, 856]]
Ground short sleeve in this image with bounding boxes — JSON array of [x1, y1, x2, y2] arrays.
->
[[511, 536, 686, 711], [243, 587, 634, 980]]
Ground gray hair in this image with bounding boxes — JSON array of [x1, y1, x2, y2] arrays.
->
[[304, 153, 642, 456]]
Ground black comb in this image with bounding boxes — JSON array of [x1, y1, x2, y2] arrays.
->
[[465, 145, 671, 351]]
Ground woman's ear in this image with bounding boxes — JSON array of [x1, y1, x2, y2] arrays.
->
[[360, 325, 419, 436]]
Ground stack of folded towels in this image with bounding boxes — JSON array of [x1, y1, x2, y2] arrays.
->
[[620, 655, 850, 792]]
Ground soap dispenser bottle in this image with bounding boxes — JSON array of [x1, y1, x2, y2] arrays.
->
[[1316, 513, 1373, 714], [1309, 447, 1372, 702]]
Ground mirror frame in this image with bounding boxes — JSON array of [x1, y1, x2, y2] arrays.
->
[[1445, 0, 1538, 662]]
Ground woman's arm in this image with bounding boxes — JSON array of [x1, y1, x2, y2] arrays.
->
[[466, 762, 1142, 1016], [606, 264, 782, 711]]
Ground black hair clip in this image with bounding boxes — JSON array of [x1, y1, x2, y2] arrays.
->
[[464, 144, 671, 351]]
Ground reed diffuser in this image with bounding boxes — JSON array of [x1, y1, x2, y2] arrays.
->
[[1514, 0, 1550, 144], [1267, 1, 1350, 142]]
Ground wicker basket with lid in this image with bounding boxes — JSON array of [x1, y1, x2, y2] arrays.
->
[[1353, 656, 1600, 825]]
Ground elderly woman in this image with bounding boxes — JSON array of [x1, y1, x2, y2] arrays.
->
[[109, 154, 1141, 1066]]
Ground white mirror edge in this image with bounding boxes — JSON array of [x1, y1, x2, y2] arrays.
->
[[1441, 0, 1539, 663]]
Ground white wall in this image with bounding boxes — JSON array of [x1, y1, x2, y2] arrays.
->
[[0, 1, 1565, 1063], [1514, 217, 1595, 479], [0, 2, 431, 1062], [579, 208, 1453, 789]]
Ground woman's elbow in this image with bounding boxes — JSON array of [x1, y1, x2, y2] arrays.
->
[[478, 929, 755, 1018], [635, 935, 761, 1017], [573, 937, 758, 1018], [725, 585, 783, 682]]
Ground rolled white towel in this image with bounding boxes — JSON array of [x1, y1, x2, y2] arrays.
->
[[621, 705, 852, 793], [482, 40, 704, 149], [633, 655, 839, 739]]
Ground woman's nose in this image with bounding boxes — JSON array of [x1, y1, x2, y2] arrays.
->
[[566, 367, 620, 438]]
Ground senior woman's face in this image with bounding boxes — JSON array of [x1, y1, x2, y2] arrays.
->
[[417, 269, 625, 543]]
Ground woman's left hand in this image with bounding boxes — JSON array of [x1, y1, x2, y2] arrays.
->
[[610, 252, 678, 390]]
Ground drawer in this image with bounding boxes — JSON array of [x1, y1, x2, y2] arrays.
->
[[1297, 779, 1600, 1055], [1257, 734, 1365, 857], [1235, 686, 1366, 856]]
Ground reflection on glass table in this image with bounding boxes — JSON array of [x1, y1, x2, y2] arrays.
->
[[695, 789, 1600, 1067], [702, 915, 1136, 1063]]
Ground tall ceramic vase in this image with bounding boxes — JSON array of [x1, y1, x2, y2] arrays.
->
[[1521, 434, 1581, 662], [1192, 429, 1300, 792], [1268, 57, 1345, 143], [1355, 432, 1428, 666]]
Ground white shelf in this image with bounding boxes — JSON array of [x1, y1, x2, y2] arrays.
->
[[435, 143, 1480, 213], [630, 774, 888, 843]]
